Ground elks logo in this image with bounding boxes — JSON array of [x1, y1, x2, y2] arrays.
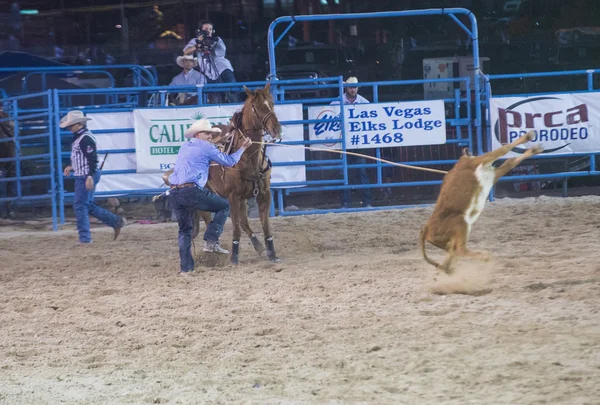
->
[[493, 96, 589, 154], [313, 109, 342, 147]]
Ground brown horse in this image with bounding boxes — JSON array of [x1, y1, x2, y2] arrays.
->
[[192, 82, 282, 264]]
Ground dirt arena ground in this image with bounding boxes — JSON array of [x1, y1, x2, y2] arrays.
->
[[1, 195, 599, 405]]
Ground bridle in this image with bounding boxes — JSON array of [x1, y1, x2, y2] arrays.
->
[[252, 106, 278, 137], [223, 96, 280, 152]]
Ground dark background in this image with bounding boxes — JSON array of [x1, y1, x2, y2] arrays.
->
[[1, 0, 599, 85]]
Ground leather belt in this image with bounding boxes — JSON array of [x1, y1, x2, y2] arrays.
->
[[170, 182, 197, 189]]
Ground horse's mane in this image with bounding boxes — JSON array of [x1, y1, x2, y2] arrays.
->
[[230, 111, 243, 131]]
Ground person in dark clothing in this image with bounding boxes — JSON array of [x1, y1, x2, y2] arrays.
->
[[330, 77, 373, 208], [0, 110, 15, 219], [60, 110, 126, 244]]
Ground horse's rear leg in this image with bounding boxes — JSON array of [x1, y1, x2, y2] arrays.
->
[[257, 190, 280, 263]]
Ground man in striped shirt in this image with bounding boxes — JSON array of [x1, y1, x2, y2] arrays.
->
[[60, 110, 126, 244]]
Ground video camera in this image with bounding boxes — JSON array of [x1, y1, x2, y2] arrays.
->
[[195, 29, 217, 54]]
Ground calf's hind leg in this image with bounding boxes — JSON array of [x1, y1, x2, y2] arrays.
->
[[494, 145, 544, 182], [480, 130, 536, 166]]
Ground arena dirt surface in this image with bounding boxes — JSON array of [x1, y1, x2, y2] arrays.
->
[[1, 195, 599, 405]]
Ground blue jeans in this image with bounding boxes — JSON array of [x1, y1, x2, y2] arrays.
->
[[169, 185, 230, 272], [342, 155, 372, 207], [73, 171, 121, 243]]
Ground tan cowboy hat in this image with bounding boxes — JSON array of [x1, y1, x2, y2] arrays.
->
[[345, 76, 359, 85], [59, 110, 92, 128], [176, 54, 198, 68], [184, 119, 222, 139]]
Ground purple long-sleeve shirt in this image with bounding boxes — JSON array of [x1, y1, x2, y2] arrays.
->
[[168, 138, 244, 188]]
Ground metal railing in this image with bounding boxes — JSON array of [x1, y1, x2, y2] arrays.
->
[[0, 91, 58, 229], [0, 64, 158, 96]]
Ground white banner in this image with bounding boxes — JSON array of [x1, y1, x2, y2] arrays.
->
[[87, 112, 136, 172], [490, 93, 600, 156], [307, 100, 447, 150], [133, 104, 305, 186], [87, 112, 146, 194]]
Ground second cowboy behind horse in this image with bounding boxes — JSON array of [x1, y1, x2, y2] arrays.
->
[[169, 55, 205, 105], [168, 119, 252, 275]]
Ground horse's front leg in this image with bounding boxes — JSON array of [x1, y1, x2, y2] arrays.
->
[[228, 195, 243, 265], [257, 188, 280, 263], [239, 198, 266, 255]]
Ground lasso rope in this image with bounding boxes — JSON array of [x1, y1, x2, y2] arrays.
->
[[254, 141, 449, 175], [151, 140, 448, 202]]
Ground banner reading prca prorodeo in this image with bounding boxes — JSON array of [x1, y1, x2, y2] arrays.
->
[[490, 93, 600, 156]]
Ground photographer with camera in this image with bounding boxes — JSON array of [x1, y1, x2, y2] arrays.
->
[[183, 20, 239, 104]]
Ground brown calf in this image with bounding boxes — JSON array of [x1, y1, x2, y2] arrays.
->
[[420, 131, 543, 273]]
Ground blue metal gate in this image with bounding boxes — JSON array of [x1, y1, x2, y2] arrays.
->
[[0, 91, 58, 229]]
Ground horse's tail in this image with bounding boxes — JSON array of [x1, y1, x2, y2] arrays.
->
[[420, 225, 441, 269]]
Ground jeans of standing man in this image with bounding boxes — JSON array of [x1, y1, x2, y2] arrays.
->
[[73, 170, 121, 243], [169, 185, 231, 273], [342, 154, 373, 207], [208, 69, 240, 104]]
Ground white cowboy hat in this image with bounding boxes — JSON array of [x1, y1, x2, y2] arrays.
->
[[59, 110, 92, 128], [176, 54, 198, 68], [184, 119, 222, 139], [345, 76, 359, 85]]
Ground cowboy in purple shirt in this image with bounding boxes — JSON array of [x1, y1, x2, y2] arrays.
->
[[168, 119, 251, 275]]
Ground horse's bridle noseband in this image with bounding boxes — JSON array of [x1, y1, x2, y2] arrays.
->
[[251, 106, 279, 139]]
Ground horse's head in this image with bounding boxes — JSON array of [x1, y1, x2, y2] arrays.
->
[[242, 82, 281, 142]]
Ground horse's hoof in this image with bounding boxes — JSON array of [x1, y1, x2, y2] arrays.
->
[[230, 255, 239, 265], [267, 252, 281, 263], [250, 235, 265, 253]]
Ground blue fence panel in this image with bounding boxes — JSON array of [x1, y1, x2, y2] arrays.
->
[[50, 76, 472, 219], [269, 76, 473, 215], [0, 91, 58, 229], [267, 8, 485, 151], [0, 64, 158, 97], [263, 8, 484, 214]]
